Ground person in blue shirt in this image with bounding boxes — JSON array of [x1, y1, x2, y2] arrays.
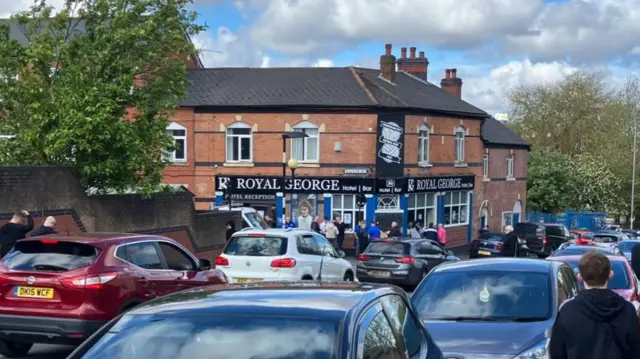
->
[[367, 221, 381, 240], [354, 220, 368, 256], [283, 216, 296, 229]]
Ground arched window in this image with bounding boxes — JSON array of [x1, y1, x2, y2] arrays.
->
[[418, 125, 429, 164], [167, 122, 186, 162], [291, 121, 319, 162], [454, 126, 465, 163], [226, 122, 252, 162]]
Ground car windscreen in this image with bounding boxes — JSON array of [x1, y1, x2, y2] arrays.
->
[[582, 232, 595, 239], [78, 314, 338, 359], [616, 241, 640, 251], [365, 241, 410, 255], [411, 270, 552, 321], [563, 260, 631, 290], [223, 236, 287, 256], [480, 233, 506, 241], [245, 212, 269, 229], [2, 240, 100, 272], [593, 235, 619, 243]]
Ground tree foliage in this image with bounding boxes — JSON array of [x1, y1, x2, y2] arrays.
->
[[526, 149, 576, 213], [0, 0, 204, 194]]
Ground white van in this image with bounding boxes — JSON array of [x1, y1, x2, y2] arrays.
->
[[211, 205, 270, 230]]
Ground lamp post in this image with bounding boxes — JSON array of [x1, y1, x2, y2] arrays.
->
[[280, 132, 309, 227]]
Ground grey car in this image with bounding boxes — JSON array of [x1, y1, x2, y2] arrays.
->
[[356, 239, 459, 288], [614, 240, 640, 261]]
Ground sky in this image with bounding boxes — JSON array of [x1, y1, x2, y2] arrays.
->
[[3, 0, 640, 117]]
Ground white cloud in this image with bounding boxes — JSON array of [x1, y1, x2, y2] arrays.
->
[[192, 26, 268, 67], [312, 59, 334, 67]]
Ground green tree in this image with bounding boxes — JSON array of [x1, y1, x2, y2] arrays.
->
[[526, 149, 577, 213], [0, 0, 204, 194], [571, 154, 625, 214]]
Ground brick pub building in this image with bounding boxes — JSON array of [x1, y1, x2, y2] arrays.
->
[[163, 44, 530, 248]]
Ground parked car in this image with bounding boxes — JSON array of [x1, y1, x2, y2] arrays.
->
[[0, 233, 226, 357], [551, 244, 620, 257], [621, 229, 639, 240], [469, 232, 507, 258], [592, 232, 628, 248], [357, 239, 459, 288], [66, 282, 445, 359], [410, 258, 578, 358], [615, 240, 640, 261], [215, 228, 354, 283], [547, 254, 639, 302], [569, 230, 595, 245], [513, 222, 572, 258]]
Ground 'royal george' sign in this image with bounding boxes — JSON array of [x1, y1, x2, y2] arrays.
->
[[404, 175, 475, 193], [215, 175, 374, 194]]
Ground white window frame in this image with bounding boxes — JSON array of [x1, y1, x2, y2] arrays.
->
[[291, 121, 320, 163], [502, 211, 514, 229], [418, 125, 429, 164], [225, 122, 253, 163], [444, 191, 469, 227], [482, 154, 489, 178], [376, 194, 400, 212], [507, 154, 514, 178], [408, 193, 437, 228], [454, 127, 465, 163], [331, 194, 365, 233], [166, 122, 187, 163]]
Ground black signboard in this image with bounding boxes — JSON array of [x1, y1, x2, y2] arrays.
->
[[376, 114, 405, 178], [404, 175, 475, 193], [375, 178, 404, 194], [215, 175, 374, 194], [224, 193, 277, 201]]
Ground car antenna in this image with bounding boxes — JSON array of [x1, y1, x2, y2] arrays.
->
[[317, 248, 326, 282]]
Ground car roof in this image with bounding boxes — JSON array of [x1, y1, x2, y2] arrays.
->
[[20, 232, 151, 244], [594, 232, 624, 236], [548, 254, 628, 263], [431, 258, 558, 274], [128, 282, 403, 320]]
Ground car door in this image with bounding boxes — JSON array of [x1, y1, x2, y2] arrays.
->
[[118, 241, 176, 298], [415, 241, 445, 269], [356, 302, 407, 359], [156, 241, 202, 291], [381, 294, 433, 359], [311, 234, 341, 281]]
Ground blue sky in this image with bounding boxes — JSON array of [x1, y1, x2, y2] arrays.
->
[[188, 0, 640, 116]]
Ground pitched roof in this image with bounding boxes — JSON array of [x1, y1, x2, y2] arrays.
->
[[481, 116, 530, 148], [181, 67, 487, 117]]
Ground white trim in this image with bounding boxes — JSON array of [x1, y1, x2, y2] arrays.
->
[[507, 154, 514, 178], [408, 192, 437, 228], [227, 122, 251, 129], [330, 194, 365, 232], [291, 122, 320, 163], [323, 193, 333, 198], [482, 154, 489, 178], [276, 192, 284, 197], [215, 191, 224, 196], [454, 126, 465, 163], [444, 190, 469, 226], [418, 124, 429, 164], [225, 122, 253, 163], [166, 122, 187, 163]]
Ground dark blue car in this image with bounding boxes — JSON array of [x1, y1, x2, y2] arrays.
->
[[411, 258, 579, 359], [67, 282, 444, 359]]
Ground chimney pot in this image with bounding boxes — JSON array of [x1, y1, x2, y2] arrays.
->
[[451, 68, 457, 78], [401, 47, 407, 59], [380, 44, 397, 82], [445, 69, 451, 78], [385, 43, 392, 55], [410, 47, 416, 59], [441, 69, 463, 99], [419, 51, 425, 58]]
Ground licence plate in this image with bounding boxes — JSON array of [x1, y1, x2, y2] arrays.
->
[[369, 270, 391, 277], [14, 286, 54, 299], [478, 250, 491, 256], [235, 278, 262, 283]]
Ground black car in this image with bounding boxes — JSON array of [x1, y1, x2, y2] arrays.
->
[[67, 282, 445, 359], [357, 239, 459, 288], [469, 232, 507, 258], [514, 222, 572, 257], [411, 258, 579, 359]]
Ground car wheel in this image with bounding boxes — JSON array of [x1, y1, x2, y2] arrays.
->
[[0, 340, 33, 357], [343, 271, 354, 282]]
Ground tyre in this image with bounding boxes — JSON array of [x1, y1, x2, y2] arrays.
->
[[343, 271, 354, 281], [0, 340, 33, 357]]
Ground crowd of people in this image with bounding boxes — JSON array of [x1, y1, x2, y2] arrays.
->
[[0, 210, 58, 258]]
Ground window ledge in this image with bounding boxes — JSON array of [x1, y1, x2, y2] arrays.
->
[[454, 162, 468, 168], [483, 176, 490, 182], [169, 161, 188, 166], [418, 162, 433, 168], [297, 162, 320, 168], [224, 162, 254, 167], [445, 223, 469, 228], [506, 176, 516, 181]]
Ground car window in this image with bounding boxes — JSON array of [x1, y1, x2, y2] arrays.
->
[[570, 233, 580, 240], [546, 226, 562, 236], [417, 241, 440, 256], [381, 295, 423, 359], [366, 242, 410, 255], [158, 243, 196, 271], [125, 242, 164, 270], [594, 235, 618, 243], [583, 232, 595, 239], [561, 267, 579, 298], [617, 241, 640, 251], [563, 260, 631, 290], [556, 271, 569, 307], [296, 235, 317, 255], [223, 235, 287, 257], [362, 311, 404, 359], [2, 240, 100, 272], [312, 234, 337, 256], [562, 227, 571, 238]]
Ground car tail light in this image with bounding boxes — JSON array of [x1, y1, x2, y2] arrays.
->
[[60, 272, 118, 290], [270, 258, 296, 268], [495, 242, 503, 250], [358, 254, 370, 261], [542, 236, 548, 245], [214, 256, 229, 266], [394, 256, 415, 264], [40, 239, 58, 244]]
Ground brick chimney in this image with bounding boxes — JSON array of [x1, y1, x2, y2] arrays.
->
[[379, 43, 396, 82], [440, 68, 463, 98], [397, 46, 429, 81]]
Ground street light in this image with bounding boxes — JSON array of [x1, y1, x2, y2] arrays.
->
[[281, 132, 308, 227]]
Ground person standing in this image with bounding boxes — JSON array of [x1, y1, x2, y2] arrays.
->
[[334, 216, 346, 251], [436, 223, 447, 247], [324, 220, 338, 247], [225, 220, 236, 242], [0, 210, 34, 258], [319, 216, 329, 235], [387, 221, 402, 238], [548, 251, 640, 359], [423, 223, 437, 241], [30, 216, 57, 237], [367, 221, 381, 240], [311, 216, 321, 233], [283, 216, 296, 229], [500, 225, 519, 257]]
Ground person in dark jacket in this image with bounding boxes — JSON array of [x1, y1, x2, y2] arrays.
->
[[225, 220, 236, 242], [500, 225, 519, 257], [423, 223, 437, 241], [0, 210, 33, 258], [334, 216, 346, 251], [29, 216, 57, 237], [387, 221, 402, 238], [548, 251, 640, 359]]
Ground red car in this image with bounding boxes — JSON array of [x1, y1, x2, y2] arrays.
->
[[569, 230, 594, 246], [0, 233, 227, 357], [547, 254, 639, 302]]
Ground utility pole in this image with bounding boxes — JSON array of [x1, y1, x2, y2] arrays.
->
[[632, 116, 637, 229]]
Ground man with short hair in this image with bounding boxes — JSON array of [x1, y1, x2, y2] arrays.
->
[[387, 221, 402, 238], [548, 251, 640, 359], [500, 225, 519, 257], [0, 210, 34, 257], [30, 216, 57, 237]]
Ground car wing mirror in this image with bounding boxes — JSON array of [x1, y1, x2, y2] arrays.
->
[[198, 258, 212, 271], [337, 250, 346, 258], [447, 250, 454, 256]]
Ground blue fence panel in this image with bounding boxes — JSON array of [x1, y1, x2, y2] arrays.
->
[[525, 211, 607, 232]]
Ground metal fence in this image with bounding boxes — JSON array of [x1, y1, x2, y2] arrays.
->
[[525, 211, 608, 232]]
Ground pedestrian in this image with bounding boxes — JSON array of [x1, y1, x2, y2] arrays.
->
[[283, 216, 296, 229], [500, 225, 519, 257], [367, 221, 381, 240], [324, 219, 338, 248], [225, 220, 236, 242], [334, 216, 346, 251], [387, 221, 402, 238], [311, 215, 321, 233], [631, 243, 640, 279], [319, 216, 329, 235], [436, 223, 446, 247], [30, 216, 57, 237], [0, 210, 34, 258], [264, 214, 276, 228], [547, 251, 640, 359], [423, 223, 437, 241]]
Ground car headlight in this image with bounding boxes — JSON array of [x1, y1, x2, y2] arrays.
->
[[513, 340, 547, 359]]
